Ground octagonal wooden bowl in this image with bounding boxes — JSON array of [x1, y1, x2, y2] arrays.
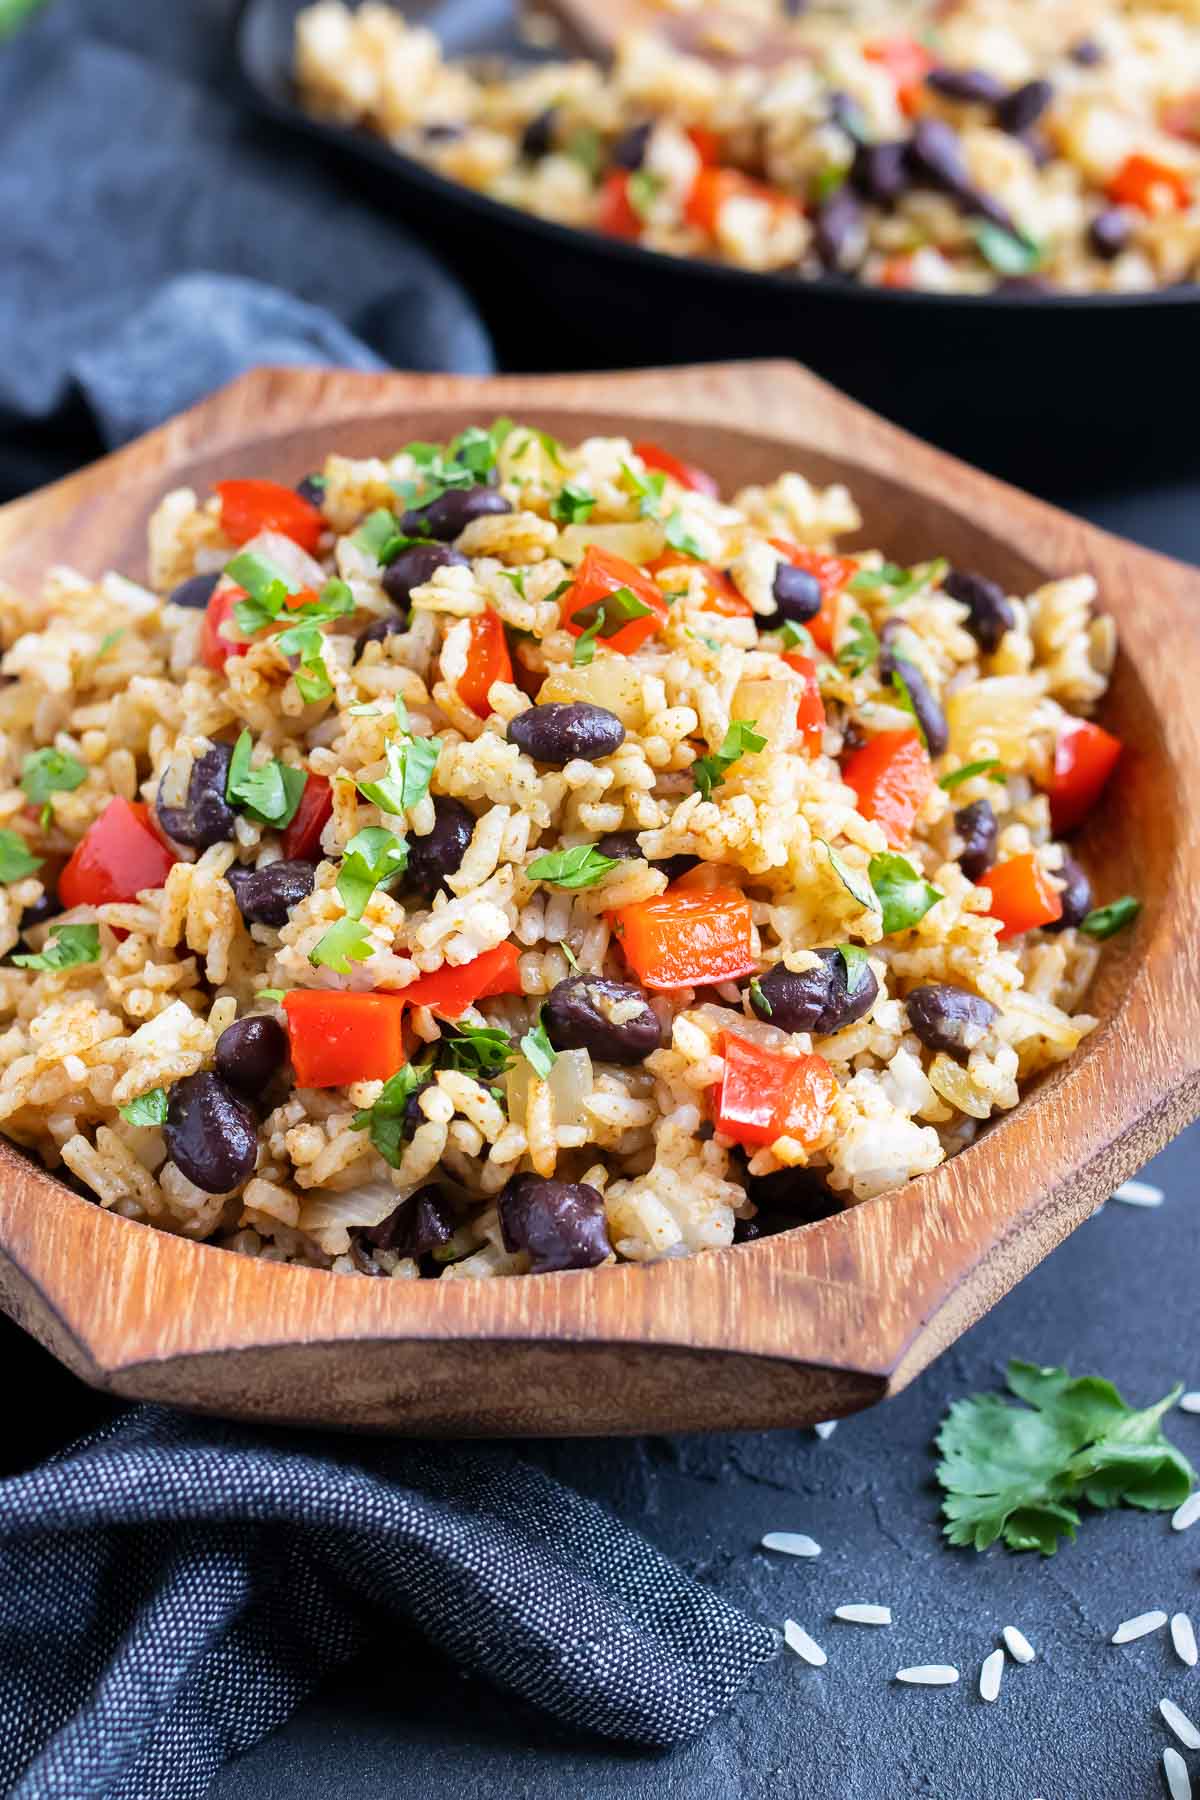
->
[[0, 360, 1197, 1437]]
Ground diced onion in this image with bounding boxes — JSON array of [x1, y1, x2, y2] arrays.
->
[[730, 677, 798, 752], [555, 521, 666, 566], [507, 1048, 592, 1127], [946, 676, 1042, 765], [539, 659, 648, 727], [298, 1177, 401, 1232], [927, 1053, 992, 1119]]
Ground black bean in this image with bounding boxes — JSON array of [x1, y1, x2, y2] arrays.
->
[[1021, 131, 1053, 170], [596, 830, 641, 860], [1046, 854, 1092, 931], [829, 91, 867, 142], [521, 105, 557, 159], [879, 649, 949, 758], [399, 485, 511, 542], [744, 1162, 841, 1225], [733, 1214, 765, 1243], [19, 884, 60, 936], [1069, 37, 1105, 67], [927, 67, 1006, 105], [156, 741, 237, 850], [544, 974, 662, 1064], [294, 475, 325, 508], [405, 796, 476, 898], [215, 1015, 288, 1098], [169, 571, 220, 611], [943, 567, 1016, 654], [995, 275, 1056, 296], [653, 854, 699, 883], [814, 187, 867, 273], [750, 949, 878, 1036], [906, 984, 998, 1057], [908, 117, 970, 192], [852, 139, 909, 206], [498, 1174, 612, 1274], [610, 121, 653, 170], [771, 562, 822, 623], [381, 542, 468, 612], [356, 617, 399, 652], [226, 859, 317, 928], [508, 702, 625, 765], [1089, 208, 1132, 260], [164, 1072, 258, 1194], [422, 122, 464, 142], [362, 1184, 454, 1257], [954, 798, 998, 883], [996, 79, 1053, 136]]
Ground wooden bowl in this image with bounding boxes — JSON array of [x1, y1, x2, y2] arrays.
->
[[0, 361, 1197, 1437]]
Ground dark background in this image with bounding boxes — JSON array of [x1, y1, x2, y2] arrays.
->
[[5, 2, 1200, 1795]]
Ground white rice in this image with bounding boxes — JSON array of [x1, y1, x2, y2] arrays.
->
[[1161, 1699, 1200, 1751], [895, 1665, 959, 1686], [1112, 1610, 1168, 1644], [834, 1604, 892, 1626], [979, 1648, 1004, 1703], [1179, 1393, 1200, 1415], [1172, 1613, 1198, 1669], [1111, 1179, 1165, 1208], [1172, 1494, 1200, 1533], [1002, 1625, 1036, 1664], [783, 1619, 828, 1667], [813, 1420, 838, 1440], [1163, 1746, 1192, 1800], [762, 1531, 821, 1558]]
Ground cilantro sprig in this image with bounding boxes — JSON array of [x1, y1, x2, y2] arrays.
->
[[692, 719, 767, 802], [550, 483, 596, 526], [13, 922, 100, 972], [0, 831, 42, 883], [835, 614, 879, 677], [21, 747, 86, 825], [119, 1088, 168, 1127], [225, 731, 307, 829], [520, 1011, 557, 1078], [336, 827, 408, 920], [351, 1063, 433, 1167], [308, 916, 373, 974], [356, 731, 442, 819], [526, 844, 619, 889], [869, 852, 942, 935], [938, 1360, 1194, 1556], [571, 587, 654, 644]]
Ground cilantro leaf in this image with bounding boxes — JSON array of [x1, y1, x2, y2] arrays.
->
[[439, 1023, 516, 1077], [938, 1360, 1194, 1555], [356, 731, 441, 818], [850, 560, 948, 606], [350, 1063, 432, 1167], [520, 1012, 557, 1078], [778, 621, 815, 653], [226, 550, 298, 635], [565, 126, 602, 178], [621, 461, 665, 519], [1079, 896, 1140, 939], [308, 916, 373, 973], [849, 562, 906, 596], [497, 568, 527, 600], [550, 483, 597, 526], [973, 221, 1044, 276], [13, 922, 100, 971], [527, 843, 619, 889], [255, 989, 285, 1003], [98, 630, 124, 658], [337, 827, 409, 920], [836, 942, 872, 996], [627, 169, 664, 221], [119, 1087, 168, 1127], [869, 852, 941, 934], [939, 759, 1005, 791], [353, 508, 411, 562], [572, 607, 606, 666], [818, 839, 880, 915], [225, 730, 308, 828], [748, 977, 771, 1017], [571, 586, 654, 641], [558, 940, 581, 972], [21, 747, 86, 816], [664, 509, 706, 559], [835, 614, 879, 677], [0, 830, 42, 883], [692, 719, 767, 802]]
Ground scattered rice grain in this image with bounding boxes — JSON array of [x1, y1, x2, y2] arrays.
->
[[979, 1649, 1004, 1704], [762, 1532, 821, 1558], [1161, 1698, 1200, 1752], [1112, 1610, 1168, 1644], [1164, 1746, 1192, 1800], [1172, 1613, 1198, 1669], [1173, 1494, 1200, 1533], [895, 1665, 959, 1686], [1002, 1625, 1036, 1665], [1111, 1180, 1164, 1209], [783, 1620, 827, 1667], [834, 1604, 892, 1626]]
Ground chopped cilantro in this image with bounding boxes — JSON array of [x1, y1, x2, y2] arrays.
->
[[1079, 896, 1140, 940], [627, 169, 664, 221], [818, 839, 880, 915], [939, 760, 1005, 791], [571, 586, 654, 641], [520, 1012, 557, 1078], [13, 922, 100, 972], [620, 461, 666, 519], [691, 719, 767, 802], [225, 730, 307, 828], [527, 843, 619, 889], [572, 608, 606, 666], [869, 852, 942, 934], [664, 510, 706, 559], [337, 827, 409, 920], [836, 942, 872, 996], [21, 747, 86, 823], [748, 977, 771, 1017], [350, 1063, 432, 1168], [778, 621, 815, 653], [888, 663, 928, 748], [439, 1023, 516, 1077], [938, 1360, 1194, 1556], [550, 483, 596, 525], [255, 989, 285, 1003], [0, 830, 42, 884], [119, 1088, 168, 1127], [308, 915, 373, 974], [835, 614, 879, 677], [850, 559, 948, 606], [97, 630, 124, 658], [498, 568, 527, 600], [565, 126, 602, 178], [356, 731, 441, 818]]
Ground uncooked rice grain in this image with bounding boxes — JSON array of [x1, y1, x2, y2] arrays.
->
[[1002, 1625, 1037, 1664], [783, 1620, 828, 1667], [895, 1666, 959, 1686], [1172, 1613, 1199, 1668], [1112, 1610, 1169, 1643], [979, 1648, 1004, 1703], [1161, 1699, 1200, 1751], [762, 1531, 821, 1557]]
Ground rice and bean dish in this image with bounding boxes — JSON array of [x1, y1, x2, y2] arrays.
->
[[293, 0, 1200, 292], [0, 424, 1135, 1279]]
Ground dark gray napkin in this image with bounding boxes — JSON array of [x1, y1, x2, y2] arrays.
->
[[0, 0, 493, 495], [0, 1409, 777, 1797]]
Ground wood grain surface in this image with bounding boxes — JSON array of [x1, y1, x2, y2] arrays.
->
[[0, 359, 1196, 1436]]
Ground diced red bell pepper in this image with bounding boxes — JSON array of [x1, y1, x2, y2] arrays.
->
[[864, 36, 936, 115], [597, 170, 642, 240], [216, 479, 324, 553], [560, 546, 670, 655], [768, 539, 856, 654], [634, 442, 721, 499], [59, 797, 178, 909], [842, 729, 933, 847], [610, 885, 756, 990], [716, 1034, 837, 1150], [281, 773, 332, 862], [646, 551, 750, 616], [1162, 91, 1200, 144], [200, 585, 252, 672], [783, 651, 826, 751], [282, 990, 408, 1088], [879, 253, 917, 289], [977, 852, 1063, 938], [457, 610, 513, 719], [1106, 153, 1192, 213], [686, 126, 722, 167], [1047, 717, 1123, 835], [684, 167, 796, 238], [397, 942, 523, 1017]]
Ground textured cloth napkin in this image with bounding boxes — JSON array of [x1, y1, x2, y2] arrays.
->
[[0, 3, 776, 1793], [0, 1409, 777, 1797]]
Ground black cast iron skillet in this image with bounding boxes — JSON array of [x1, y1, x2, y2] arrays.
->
[[236, 0, 1200, 489]]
